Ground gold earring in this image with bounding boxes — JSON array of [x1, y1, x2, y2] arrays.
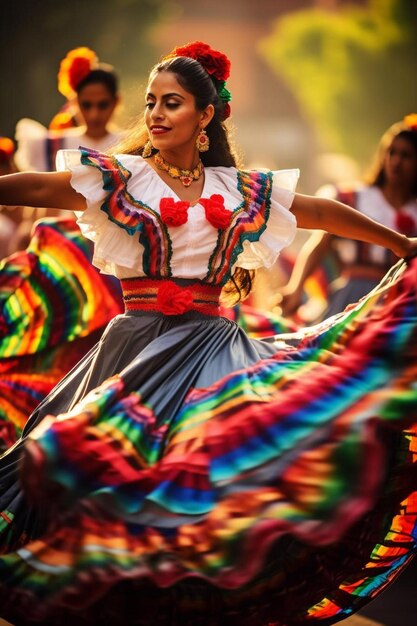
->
[[142, 140, 153, 158], [196, 128, 209, 152]]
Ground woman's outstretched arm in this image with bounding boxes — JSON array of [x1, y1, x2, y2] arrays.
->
[[0, 171, 86, 212], [291, 193, 417, 258]]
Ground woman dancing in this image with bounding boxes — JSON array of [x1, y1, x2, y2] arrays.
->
[[0, 41, 416, 625]]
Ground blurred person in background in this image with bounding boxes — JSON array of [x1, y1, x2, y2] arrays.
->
[[12, 47, 124, 247], [13, 46, 125, 300], [15, 46, 122, 172], [0, 137, 27, 256], [278, 114, 417, 321], [0, 50, 124, 451]]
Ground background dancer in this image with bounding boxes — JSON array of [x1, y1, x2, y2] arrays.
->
[[278, 114, 417, 321]]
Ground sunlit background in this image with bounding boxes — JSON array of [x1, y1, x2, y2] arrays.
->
[[2, 0, 416, 193], [1, 3, 416, 625]]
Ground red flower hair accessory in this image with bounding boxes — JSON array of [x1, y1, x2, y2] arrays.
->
[[58, 47, 99, 99], [0, 137, 15, 162], [222, 103, 231, 121], [166, 41, 230, 82], [164, 41, 232, 120], [404, 113, 417, 132]]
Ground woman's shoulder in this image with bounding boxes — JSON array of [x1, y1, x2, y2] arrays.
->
[[56, 149, 156, 196], [206, 165, 299, 196]]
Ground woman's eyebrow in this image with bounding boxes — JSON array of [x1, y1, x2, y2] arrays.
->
[[146, 92, 185, 100]]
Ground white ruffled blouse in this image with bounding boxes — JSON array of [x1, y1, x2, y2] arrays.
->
[[15, 119, 122, 172], [318, 184, 417, 267], [56, 148, 298, 282]]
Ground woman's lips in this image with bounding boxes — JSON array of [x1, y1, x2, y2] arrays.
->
[[150, 127, 171, 135]]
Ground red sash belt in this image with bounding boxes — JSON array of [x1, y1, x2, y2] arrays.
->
[[121, 278, 222, 316]]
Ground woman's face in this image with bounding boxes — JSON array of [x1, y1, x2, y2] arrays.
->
[[145, 71, 212, 156], [77, 83, 118, 137], [383, 136, 417, 191]]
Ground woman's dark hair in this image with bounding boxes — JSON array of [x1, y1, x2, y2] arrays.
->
[[76, 66, 119, 98], [110, 56, 253, 303], [220, 267, 255, 306], [111, 56, 239, 167], [151, 56, 236, 167], [365, 123, 417, 195]]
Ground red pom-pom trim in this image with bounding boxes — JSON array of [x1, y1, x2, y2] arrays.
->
[[156, 282, 194, 315], [160, 198, 190, 227], [200, 194, 232, 229]]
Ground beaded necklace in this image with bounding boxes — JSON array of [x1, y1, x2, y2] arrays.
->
[[154, 153, 204, 188]]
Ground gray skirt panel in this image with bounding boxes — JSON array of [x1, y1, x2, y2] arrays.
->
[[22, 311, 277, 436]]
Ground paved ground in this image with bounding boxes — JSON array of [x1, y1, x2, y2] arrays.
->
[[344, 618, 383, 626], [356, 562, 417, 626]]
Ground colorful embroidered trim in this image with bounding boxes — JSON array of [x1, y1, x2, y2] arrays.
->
[[80, 148, 173, 278], [205, 169, 273, 284], [121, 278, 222, 316]]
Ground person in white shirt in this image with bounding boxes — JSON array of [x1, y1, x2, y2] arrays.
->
[[15, 46, 122, 173], [278, 115, 417, 320]]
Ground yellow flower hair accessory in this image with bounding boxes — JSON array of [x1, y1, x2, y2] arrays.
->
[[0, 137, 15, 160], [58, 47, 98, 99], [404, 113, 417, 131], [49, 101, 79, 130]]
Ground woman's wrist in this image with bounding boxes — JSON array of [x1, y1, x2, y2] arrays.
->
[[390, 232, 411, 258]]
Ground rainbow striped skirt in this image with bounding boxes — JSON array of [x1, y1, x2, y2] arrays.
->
[[0, 256, 416, 625]]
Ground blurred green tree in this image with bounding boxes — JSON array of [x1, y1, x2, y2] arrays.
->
[[259, 0, 417, 167]]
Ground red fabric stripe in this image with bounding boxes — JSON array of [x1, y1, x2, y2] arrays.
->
[[120, 278, 222, 316]]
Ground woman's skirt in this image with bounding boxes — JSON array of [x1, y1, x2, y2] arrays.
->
[[0, 254, 416, 625], [0, 217, 122, 451]]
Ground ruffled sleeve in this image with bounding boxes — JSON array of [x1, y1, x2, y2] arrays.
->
[[235, 168, 299, 270], [56, 148, 153, 276]]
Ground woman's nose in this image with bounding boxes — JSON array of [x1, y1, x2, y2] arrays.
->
[[151, 104, 164, 120]]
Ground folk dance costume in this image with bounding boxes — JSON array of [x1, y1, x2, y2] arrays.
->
[[320, 185, 417, 318], [0, 147, 416, 625], [0, 218, 122, 452], [1, 45, 126, 441], [15, 118, 121, 173]]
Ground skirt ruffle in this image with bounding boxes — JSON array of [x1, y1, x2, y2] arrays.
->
[[0, 218, 122, 450], [0, 259, 416, 624]]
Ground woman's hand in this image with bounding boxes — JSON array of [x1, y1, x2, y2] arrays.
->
[[400, 237, 417, 259], [275, 285, 303, 317]]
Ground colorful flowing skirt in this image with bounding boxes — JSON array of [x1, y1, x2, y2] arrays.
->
[[0, 217, 122, 451], [0, 257, 416, 625]]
